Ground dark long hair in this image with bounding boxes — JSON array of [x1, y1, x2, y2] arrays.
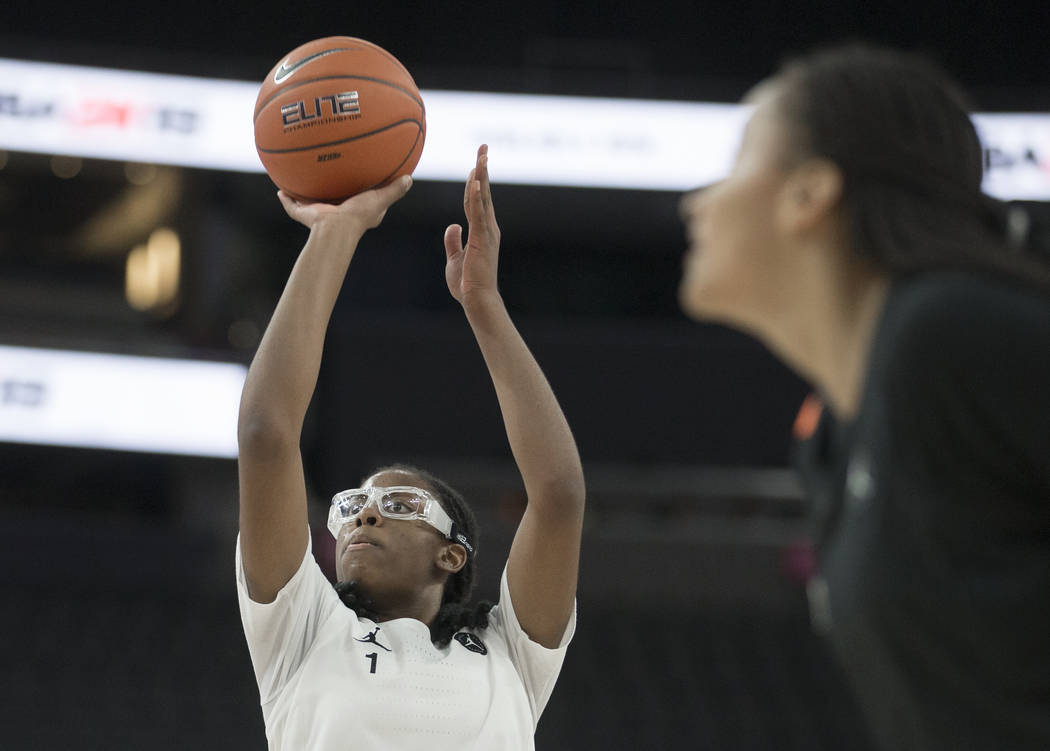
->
[[770, 43, 1050, 291], [334, 463, 493, 646]]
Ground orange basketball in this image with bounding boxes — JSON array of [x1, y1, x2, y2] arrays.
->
[[253, 36, 426, 203]]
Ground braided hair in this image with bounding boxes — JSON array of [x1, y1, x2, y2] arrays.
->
[[768, 43, 1050, 293], [333, 463, 493, 646]]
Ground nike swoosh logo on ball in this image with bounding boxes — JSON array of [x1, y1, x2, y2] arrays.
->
[[274, 48, 351, 84]]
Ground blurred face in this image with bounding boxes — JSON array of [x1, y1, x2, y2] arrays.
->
[[333, 469, 452, 600], [678, 85, 796, 328]]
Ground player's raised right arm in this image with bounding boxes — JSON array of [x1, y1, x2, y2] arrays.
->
[[237, 177, 413, 603]]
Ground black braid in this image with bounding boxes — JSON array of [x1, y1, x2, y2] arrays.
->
[[337, 463, 494, 646]]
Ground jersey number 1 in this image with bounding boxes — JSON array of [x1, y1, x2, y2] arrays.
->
[[365, 652, 378, 674]]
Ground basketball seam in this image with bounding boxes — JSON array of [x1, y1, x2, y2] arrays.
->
[[253, 75, 424, 120], [287, 126, 424, 203], [256, 118, 423, 154], [314, 37, 415, 84], [365, 126, 425, 191], [365, 44, 416, 84]]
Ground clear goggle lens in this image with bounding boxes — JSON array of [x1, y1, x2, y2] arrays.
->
[[327, 485, 473, 556], [334, 489, 427, 521]]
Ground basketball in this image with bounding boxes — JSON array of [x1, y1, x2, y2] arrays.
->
[[253, 36, 426, 203]]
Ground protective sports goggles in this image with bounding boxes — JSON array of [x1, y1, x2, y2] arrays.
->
[[328, 485, 474, 556]]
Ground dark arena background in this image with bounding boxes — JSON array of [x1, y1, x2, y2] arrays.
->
[[1, 2, 1047, 749]]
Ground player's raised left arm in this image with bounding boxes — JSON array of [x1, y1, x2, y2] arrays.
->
[[444, 146, 585, 648]]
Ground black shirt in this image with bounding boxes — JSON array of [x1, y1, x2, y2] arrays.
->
[[795, 273, 1050, 751]]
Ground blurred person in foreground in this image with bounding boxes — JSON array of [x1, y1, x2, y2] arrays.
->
[[679, 43, 1050, 751], [236, 146, 584, 750]]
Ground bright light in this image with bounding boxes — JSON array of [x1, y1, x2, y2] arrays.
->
[[125, 228, 180, 313], [0, 344, 246, 457], [0, 56, 1048, 197]]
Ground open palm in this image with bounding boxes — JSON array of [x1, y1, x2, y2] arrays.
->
[[278, 176, 412, 234], [444, 145, 501, 304]]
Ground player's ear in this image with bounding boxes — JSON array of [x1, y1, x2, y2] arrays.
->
[[436, 543, 467, 574], [776, 158, 843, 234]]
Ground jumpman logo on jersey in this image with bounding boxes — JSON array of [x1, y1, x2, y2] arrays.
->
[[453, 631, 488, 655], [355, 626, 392, 652]]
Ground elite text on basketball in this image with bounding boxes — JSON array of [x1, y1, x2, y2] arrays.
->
[[281, 92, 361, 127]]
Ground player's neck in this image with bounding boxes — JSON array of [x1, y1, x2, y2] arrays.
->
[[371, 582, 445, 627], [761, 255, 890, 421]]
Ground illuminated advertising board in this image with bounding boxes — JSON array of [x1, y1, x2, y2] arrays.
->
[[0, 57, 1047, 196]]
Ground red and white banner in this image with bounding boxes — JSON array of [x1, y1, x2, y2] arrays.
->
[[0, 57, 1047, 197]]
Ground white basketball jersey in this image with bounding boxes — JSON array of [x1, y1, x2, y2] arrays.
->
[[236, 535, 574, 751]]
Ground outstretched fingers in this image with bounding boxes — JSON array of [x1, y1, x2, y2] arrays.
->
[[373, 174, 414, 211], [463, 167, 477, 215], [476, 144, 494, 215], [464, 145, 498, 243], [277, 189, 303, 213]]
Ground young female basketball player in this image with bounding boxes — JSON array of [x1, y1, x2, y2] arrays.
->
[[679, 44, 1050, 751], [236, 145, 584, 750]]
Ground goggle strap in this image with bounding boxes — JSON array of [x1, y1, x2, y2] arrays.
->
[[449, 522, 474, 557]]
